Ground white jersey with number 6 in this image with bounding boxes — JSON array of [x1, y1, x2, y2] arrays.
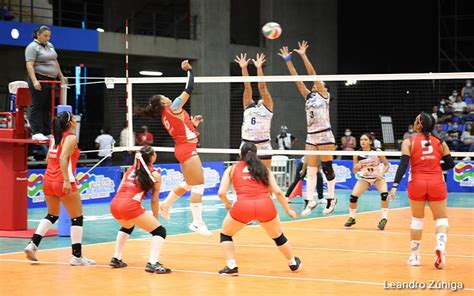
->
[[241, 103, 273, 142]]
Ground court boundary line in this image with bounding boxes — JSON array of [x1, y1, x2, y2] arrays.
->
[[281, 227, 474, 238], [161, 240, 474, 258], [0, 207, 409, 256], [1, 258, 472, 291]]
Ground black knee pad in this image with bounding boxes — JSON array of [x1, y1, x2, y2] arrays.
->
[[321, 161, 335, 181], [120, 226, 135, 235], [220, 233, 233, 242], [150, 225, 166, 239], [273, 233, 288, 246], [45, 214, 59, 224], [381, 192, 389, 201], [71, 215, 83, 226], [350, 195, 359, 203]]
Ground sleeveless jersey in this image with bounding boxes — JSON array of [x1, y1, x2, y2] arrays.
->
[[45, 132, 80, 183], [241, 103, 273, 142], [232, 161, 270, 200], [357, 149, 381, 179], [409, 134, 443, 179], [306, 92, 331, 133], [161, 106, 199, 145], [115, 166, 156, 202]]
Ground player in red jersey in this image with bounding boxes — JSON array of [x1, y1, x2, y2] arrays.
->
[[388, 112, 455, 269], [216, 142, 301, 276], [109, 146, 171, 274], [135, 60, 211, 236], [24, 111, 95, 266]]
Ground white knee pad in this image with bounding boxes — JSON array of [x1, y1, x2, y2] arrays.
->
[[180, 181, 192, 191], [191, 184, 205, 195], [410, 217, 424, 230], [435, 218, 449, 228]]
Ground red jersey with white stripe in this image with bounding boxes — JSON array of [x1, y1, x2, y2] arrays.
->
[[232, 161, 270, 200], [409, 133, 443, 179], [114, 166, 155, 202], [45, 132, 80, 183], [161, 106, 199, 144]]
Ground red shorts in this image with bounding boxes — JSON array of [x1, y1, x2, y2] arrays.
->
[[408, 178, 447, 202], [230, 198, 277, 224], [110, 198, 146, 220], [43, 180, 78, 197], [174, 142, 198, 163]]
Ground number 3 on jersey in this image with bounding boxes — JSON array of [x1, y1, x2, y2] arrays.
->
[[420, 140, 433, 155]]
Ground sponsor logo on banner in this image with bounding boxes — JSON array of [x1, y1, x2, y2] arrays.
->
[[76, 172, 116, 200], [453, 162, 474, 187], [28, 174, 45, 203], [158, 165, 222, 193], [321, 164, 352, 183], [27, 172, 116, 203]]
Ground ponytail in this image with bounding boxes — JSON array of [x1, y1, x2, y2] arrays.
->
[[133, 146, 156, 193], [240, 142, 269, 186], [134, 95, 165, 118], [53, 111, 72, 147], [418, 112, 440, 147]]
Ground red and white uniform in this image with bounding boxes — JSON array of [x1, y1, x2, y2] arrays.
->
[[408, 134, 447, 201], [43, 132, 79, 197], [229, 161, 277, 224], [110, 166, 157, 220], [161, 106, 200, 163]]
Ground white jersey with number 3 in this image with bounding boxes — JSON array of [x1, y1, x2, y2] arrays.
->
[[306, 92, 331, 133], [241, 104, 273, 142]]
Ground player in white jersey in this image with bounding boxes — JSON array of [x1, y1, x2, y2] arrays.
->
[[235, 53, 273, 168], [345, 133, 390, 230], [279, 40, 337, 216]]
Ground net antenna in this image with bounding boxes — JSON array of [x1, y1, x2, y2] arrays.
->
[[125, 18, 134, 151]]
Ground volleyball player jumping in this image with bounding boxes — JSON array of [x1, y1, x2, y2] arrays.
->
[[235, 53, 274, 168], [136, 60, 211, 236], [279, 41, 337, 216]]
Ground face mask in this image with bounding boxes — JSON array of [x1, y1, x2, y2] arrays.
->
[[440, 100, 445, 105], [453, 92, 458, 96], [467, 84, 471, 88], [408, 129, 414, 133], [345, 131, 351, 136], [453, 125, 458, 130]]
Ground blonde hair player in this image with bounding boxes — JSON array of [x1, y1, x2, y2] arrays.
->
[[235, 53, 274, 168], [279, 40, 337, 216], [344, 133, 390, 230]]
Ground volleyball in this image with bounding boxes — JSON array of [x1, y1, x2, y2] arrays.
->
[[261, 22, 282, 39]]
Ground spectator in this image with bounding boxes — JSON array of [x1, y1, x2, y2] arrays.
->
[[442, 104, 454, 123], [369, 132, 382, 149], [431, 105, 444, 123], [95, 128, 115, 166], [459, 123, 474, 159], [452, 95, 467, 114], [439, 98, 447, 113], [448, 90, 458, 103], [446, 124, 461, 151], [433, 123, 446, 140], [0, 6, 14, 21], [136, 125, 154, 146], [340, 128, 357, 150], [120, 125, 135, 165], [25, 26, 67, 141], [403, 124, 416, 140], [461, 80, 473, 99], [275, 125, 296, 150]]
